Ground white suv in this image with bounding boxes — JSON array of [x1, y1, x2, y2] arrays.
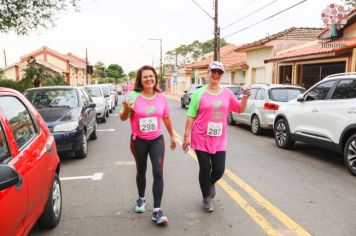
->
[[273, 73, 356, 176]]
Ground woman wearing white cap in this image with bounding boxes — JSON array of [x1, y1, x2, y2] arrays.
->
[[182, 61, 251, 212]]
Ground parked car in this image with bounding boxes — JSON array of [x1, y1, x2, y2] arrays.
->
[[222, 84, 242, 97], [84, 85, 108, 123], [0, 87, 62, 235], [24, 86, 97, 158], [273, 73, 356, 175], [230, 83, 305, 135], [181, 84, 204, 108], [100, 84, 114, 113]]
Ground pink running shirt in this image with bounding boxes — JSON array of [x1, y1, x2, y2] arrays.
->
[[125, 83, 133, 93], [123, 91, 169, 140], [187, 86, 240, 154]]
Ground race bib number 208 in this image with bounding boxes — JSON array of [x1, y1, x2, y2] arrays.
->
[[207, 122, 223, 136], [139, 117, 158, 132]]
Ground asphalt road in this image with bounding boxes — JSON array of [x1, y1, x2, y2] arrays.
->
[[31, 95, 356, 236]]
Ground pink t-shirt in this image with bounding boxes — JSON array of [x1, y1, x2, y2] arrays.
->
[[125, 83, 133, 93], [188, 86, 240, 154], [128, 92, 169, 140]]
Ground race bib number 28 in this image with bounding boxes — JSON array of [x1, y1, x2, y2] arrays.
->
[[139, 117, 158, 132], [207, 122, 223, 136]]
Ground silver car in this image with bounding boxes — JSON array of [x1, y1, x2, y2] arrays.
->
[[84, 85, 108, 123], [230, 83, 305, 135]]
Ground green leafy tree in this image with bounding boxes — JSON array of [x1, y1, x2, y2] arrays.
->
[[165, 38, 228, 68], [106, 64, 124, 79], [22, 58, 50, 87], [128, 71, 137, 81], [42, 74, 68, 86], [0, 0, 81, 35], [343, 0, 356, 8], [94, 61, 106, 78]]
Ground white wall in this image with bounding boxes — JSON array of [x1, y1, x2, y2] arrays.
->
[[245, 47, 274, 84], [3, 66, 16, 81]]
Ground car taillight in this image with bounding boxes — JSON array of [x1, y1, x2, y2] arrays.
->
[[264, 103, 279, 110]]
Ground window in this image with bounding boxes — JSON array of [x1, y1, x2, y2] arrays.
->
[[269, 88, 305, 102], [257, 89, 265, 100], [304, 81, 335, 101], [79, 89, 89, 106], [25, 89, 78, 108], [249, 88, 259, 100], [0, 96, 37, 149], [0, 123, 10, 163], [331, 79, 356, 99]]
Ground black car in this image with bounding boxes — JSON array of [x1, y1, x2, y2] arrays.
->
[[181, 84, 203, 108], [24, 86, 97, 158]]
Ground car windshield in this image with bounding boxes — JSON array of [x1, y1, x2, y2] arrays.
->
[[85, 87, 102, 97], [269, 88, 305, 102], [226, 86, 241, 95], [25, 89, 78, 108], [101, 86, 110, 95]]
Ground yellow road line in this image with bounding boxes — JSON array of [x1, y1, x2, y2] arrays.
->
[[174, 132, 280, 235], [225, 169, 311, 236], [173, 131, 311, 236]]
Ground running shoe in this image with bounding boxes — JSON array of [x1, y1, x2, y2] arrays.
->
[[134, 198, 146, 213], [152, 210, 168, 225], [208, 184, 216, 199], [203, 196, 214, 212]]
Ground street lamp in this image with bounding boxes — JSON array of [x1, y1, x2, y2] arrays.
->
[[148, 38, 163, 90]]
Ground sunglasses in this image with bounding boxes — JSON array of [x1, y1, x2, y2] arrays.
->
[[210, 69, 224, 75]]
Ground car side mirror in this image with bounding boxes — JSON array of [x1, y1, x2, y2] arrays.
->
[[297, 94, 304, 102], [0, 165, 20, 191], [88, 102, 96, 108]]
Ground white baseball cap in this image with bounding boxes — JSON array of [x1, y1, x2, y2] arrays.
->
[[208, 61, 225, 73]]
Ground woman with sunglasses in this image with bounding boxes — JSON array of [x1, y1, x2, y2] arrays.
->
[[182, 61, 251, 212], [120, 65, 176, 225]]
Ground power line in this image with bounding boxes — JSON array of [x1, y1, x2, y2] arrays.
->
[[221, 0, 278, 30], [191, 0, 213, 19], [222, 0, 307, 39]]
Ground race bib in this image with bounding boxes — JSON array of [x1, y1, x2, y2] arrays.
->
[[207, 122, 223, 136], [139, 117, 158, 132]]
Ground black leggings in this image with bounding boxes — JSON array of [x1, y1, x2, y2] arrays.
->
[[130, 135, 165, 208], [195, 150, 226, 198]]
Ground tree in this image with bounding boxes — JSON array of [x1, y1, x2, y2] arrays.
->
[[128, 71, 137, 81], [22, 58, 49, 87], [42, 74, 68, 86], [343, 0, 356, 8], [0, 0, 80, 35], [93, 61, 106, 78], [164, 38, 229, 69], [106, 64, 124, 79]]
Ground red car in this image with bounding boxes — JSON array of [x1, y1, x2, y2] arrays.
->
[[0, 88, 62, 236]]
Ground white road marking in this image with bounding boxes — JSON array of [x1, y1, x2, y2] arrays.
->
[[60, 172, 104, 181], [97, 129, 115, 132]]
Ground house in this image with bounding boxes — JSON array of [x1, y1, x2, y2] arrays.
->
[[190, 44, 247, 86], [234, 27, 324, 85], [1, 46, 91, 86], [265, 8, 356, 89], [166, 64, 193, 95]]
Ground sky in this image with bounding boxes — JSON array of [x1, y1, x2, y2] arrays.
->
[[0, 0, 348, 73]]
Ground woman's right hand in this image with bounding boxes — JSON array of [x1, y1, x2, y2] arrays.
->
[[122, 99, 133, 113]]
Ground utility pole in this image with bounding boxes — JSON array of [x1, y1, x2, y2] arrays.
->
[[148, 38, 164, 90], [85, 48, 88, 86], [213, 0, 220, 61], [3, 49, 7, 67]]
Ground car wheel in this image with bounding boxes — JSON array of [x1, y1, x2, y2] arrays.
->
[[274, 118, 295, 149], [38, 173, 62, 229], [251, 115, 262, 135], [227, 113, 234, 125], [102, 114, 107, 123], [90, 122, 98, 140], [181, 99, 185, 108], [106, 110, 109, 117], [344, 134, 356, 176], [75, 131, 88, 159], [109, 108, 113, 113]]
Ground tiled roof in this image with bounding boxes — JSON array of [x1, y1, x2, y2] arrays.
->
[[235, 27, 324, 51], [265, 37, 356, 62], [191, 44, 247, 70], [35, 59, 67, 73]]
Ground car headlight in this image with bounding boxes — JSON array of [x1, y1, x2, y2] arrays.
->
[[53, 121, 79, 132]]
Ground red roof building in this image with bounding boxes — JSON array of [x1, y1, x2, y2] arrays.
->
[[265, 8, 356, 89]]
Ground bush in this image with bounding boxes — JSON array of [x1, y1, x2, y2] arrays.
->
[[0, 78, 33, 92]]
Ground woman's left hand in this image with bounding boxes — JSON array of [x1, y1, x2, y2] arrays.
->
[[170, 137, 176, 150]]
